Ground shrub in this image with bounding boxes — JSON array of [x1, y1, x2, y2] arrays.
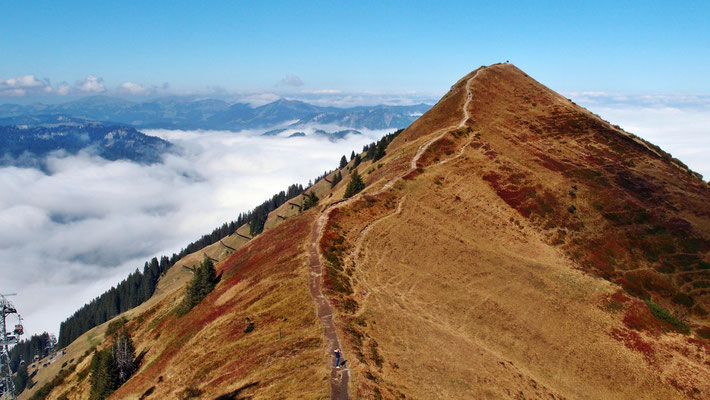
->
[[672, 293, 695, 307], [343, 298, 358, 313], [180, 386, 203, 399], [644, 299, 690, 334], [369, 339, 383, 368], [106, 317, 128, 338]]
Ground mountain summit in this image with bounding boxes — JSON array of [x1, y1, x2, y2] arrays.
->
[[26, 64, 710, 399]]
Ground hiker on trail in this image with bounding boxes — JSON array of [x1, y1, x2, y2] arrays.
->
[[244, 317, 255, 333], [334, 348, 341, 368]]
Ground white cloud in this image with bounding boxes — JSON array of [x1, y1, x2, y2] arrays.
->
[[279, 74, 304, 87], [0, 74, 49, 97], [0, 126, 391, 337], [119, 81, 150, 95], [56, 83, 71, 96], [75, 74, 106, 93], [306, 89, 342, 94], [235, 92, 281, 106], [4, 74, 44, 88]]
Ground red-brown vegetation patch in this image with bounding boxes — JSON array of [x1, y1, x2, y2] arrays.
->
[[403, 167, 423, 181], [621, 299, 665, 334], [417, 136, 455, 167], [623, 269, 676, 297], [416, 128, 471, 169], [602, 289, 631, 312], [611, 327, 657, 366], [112, 212, 325, 398], [535, 152, 569, 172]]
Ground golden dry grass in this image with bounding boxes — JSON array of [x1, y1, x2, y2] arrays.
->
[[320, 64, 710, 399], [30, 63, 710, 400]]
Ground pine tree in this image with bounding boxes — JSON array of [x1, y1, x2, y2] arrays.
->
[[330, 171, 342, 188], [350, 150, 355, 161], [353, 153, 362, 168], [344, 170, 366, 199], [303, 191, 319, 210], [373, 139, 387, 161], [179, 256, 218, 314], [339, 155, 348, 169], [13, 363, 29, 393], [365, 143, 376, 160], [114, 331, 135, 385], [89, 329, 136, 399]]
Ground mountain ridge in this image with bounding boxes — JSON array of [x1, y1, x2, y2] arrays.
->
[[24, 63, 710, 399], [0, 97, 432, 132]]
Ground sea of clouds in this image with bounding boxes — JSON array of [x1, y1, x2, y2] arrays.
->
[[0, 127, 387, 337]]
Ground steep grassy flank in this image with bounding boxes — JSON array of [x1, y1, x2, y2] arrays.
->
[[320, 64, 710, 399], [21, 226, 255, 400], [29, 63, 710, 400], [37, 213, 330, 399]]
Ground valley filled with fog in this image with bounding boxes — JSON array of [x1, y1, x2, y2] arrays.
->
[[0, 127, 389, 336]]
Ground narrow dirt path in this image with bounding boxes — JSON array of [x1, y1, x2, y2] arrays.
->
[[306, 68, 481, 399]]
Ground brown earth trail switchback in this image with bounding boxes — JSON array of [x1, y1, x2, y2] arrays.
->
[[306, 68, 480, 399]]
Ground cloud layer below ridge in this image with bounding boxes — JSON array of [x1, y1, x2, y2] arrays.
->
[[0, 128, 386, 336]]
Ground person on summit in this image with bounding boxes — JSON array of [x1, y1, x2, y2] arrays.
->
[[334, 348, 341, 368]]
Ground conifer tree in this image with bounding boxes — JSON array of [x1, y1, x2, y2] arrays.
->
[[303, 191, 319, 210], [13, 363, 29, 393], [330, 171, 342, 188], [114, 331, 135, 385], [373, 139, 387, 161], [87, 331, 136, 400], [344, 170, 366, 199], [179, 256, 218, 314], [339, 155, 347, 169]]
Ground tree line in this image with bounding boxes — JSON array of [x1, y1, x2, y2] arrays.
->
[[248, 183, 304, 236]]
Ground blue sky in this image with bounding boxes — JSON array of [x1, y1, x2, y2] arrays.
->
[[1, 1, 709, 99]]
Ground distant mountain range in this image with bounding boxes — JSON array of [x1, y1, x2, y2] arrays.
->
[[0, 96, 431, 131], [0, 124, 172, 168]]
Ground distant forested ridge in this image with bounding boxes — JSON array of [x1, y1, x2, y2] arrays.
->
[[0, 124, 172, 167], [0, 97, 431, 131]]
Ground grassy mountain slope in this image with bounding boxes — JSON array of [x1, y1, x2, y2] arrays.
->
[[318, 64, 710, 399], [20, 225, 252, 399], [32, 63, 710, 399]]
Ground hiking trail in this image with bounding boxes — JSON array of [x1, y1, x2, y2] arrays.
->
[[306, 67, 481, 399]]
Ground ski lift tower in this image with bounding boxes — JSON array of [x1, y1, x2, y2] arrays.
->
[[1, 293, 22, 400], [45, 333, 57, 361]]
